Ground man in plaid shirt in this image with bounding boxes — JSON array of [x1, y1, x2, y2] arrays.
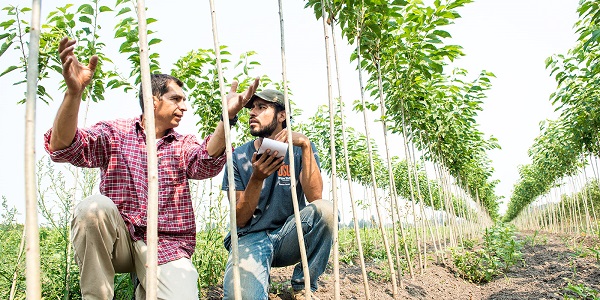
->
[[44, 37, 258, 299]]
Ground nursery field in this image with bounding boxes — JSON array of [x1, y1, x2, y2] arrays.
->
[[4, 216, 600, 299], [261, 232, 600, 300], [2, 0, 600, 299]]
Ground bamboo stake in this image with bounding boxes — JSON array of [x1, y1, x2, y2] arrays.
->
[[570, 178, 581, 235], [373, 53, 406, 286], [560, 184, 569, 234], [401, 136, 424, 272], [9, 228, 26, 300], [338, 178, 345, 224], [318, 0, 340, 297], [554, 201, 560, 233], [474, 189, 483, 237], [576, 172, 592, 234], [548, 195, 556, 233], [399, 107, 424, 274], [449, 176, 465, 248], [571, 176, 586, 233], [355, 9, 398, 297], [394, 189, 415, 278], [554, 187, 561, 233], [464, 186, 476, 240], [449, 175, 464, 247], [583, 165, 599, 234], [389, 187, 407, 287], [208, 1, 242, 298], [434, 164, 450, 243], [422, 156, 444, 265], [432, 163, 449, 250], [413, 148, 440, 265], [329, 8, 371, 299], [135, 0, 159, 297], [554, 194, 560, 232], [441, 166, 454, 248], [531, 205, 537, 231], [408, 144, 431, 268], [24, 1, 42, 299], [64, 6, 102, 294], [277, 1, 312, 298]]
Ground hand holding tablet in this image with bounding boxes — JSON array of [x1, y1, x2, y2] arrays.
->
[[257, 138, 288, 158]]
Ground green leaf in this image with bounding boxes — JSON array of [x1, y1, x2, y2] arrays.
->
[[79, 16, 92, 24], [0, 41, 13, 57], [116, 7, 131, 16], [78, 4, 94, 15], [0, 65, 18, 77], [583, 29, 600, 51], [0, 19, 15, 29], [99, 6, 113, 12], [433, 29, 451, 38], [148, 38, 161, 46]]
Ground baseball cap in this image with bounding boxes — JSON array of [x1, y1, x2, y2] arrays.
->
[[244, 89, 286, 109]]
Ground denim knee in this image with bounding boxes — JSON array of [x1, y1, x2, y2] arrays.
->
[[309, 199, 335, 230]]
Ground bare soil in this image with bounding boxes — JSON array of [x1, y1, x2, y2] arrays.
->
[[205, 232, 600, 299]]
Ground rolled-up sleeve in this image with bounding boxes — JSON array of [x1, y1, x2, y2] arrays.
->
[[184, 134, 227, 180], [43, 123, 111, 168]]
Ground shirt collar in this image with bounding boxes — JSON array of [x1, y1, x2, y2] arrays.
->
[[135, 116, 182, 141]]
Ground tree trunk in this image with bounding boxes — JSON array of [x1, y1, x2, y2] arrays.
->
[[329, 9, 371, 298], [278, 1, 312, 297], [24, 1, 42, 298], [136, 1, 159, 297], [318, 1, 340, 296], [209, 1, 242, 298]]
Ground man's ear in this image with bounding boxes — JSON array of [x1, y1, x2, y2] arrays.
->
[[152, 95, 160, 110], [278, 111, 286, 124]]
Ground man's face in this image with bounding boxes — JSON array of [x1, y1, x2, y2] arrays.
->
[[249, 99, 283, 137], [153, 81, 187, 130]]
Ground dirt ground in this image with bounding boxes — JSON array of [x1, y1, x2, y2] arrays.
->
[[206, 232, 600, 299]]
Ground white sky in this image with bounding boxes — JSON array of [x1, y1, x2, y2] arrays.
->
[[0, 0, 580, 221]]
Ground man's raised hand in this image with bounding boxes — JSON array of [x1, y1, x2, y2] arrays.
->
[[58, 37, 98, 95], [226, 77, 260, 116]]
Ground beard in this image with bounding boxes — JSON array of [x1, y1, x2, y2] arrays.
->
[[250, 115, 278, 137]]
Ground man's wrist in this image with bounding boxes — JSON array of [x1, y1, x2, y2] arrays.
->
[[65, 88, 84, 99], [249, 172, 266, 182], [220, 114, 238, 126]]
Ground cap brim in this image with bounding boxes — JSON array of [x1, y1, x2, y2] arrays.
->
[[244, 94, 259, 108]]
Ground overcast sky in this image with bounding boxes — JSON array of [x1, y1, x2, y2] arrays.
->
[[0, 0, 580, 220]]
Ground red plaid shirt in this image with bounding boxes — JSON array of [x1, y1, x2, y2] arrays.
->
[[44, 117, 226, 265]]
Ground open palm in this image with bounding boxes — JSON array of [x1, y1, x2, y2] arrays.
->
[[58, 37, 98, 93]]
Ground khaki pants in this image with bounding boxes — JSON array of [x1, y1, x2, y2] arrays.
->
[[72, 194, 199, 300]]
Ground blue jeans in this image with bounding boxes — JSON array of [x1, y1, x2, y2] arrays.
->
[[223, 199, 334, 300]]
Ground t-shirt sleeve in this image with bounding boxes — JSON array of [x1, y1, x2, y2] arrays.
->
[[311, 141, 321, 169], [221, 150, 246, 191]]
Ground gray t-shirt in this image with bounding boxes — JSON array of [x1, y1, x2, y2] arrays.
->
[[222, 139, 320, 249]]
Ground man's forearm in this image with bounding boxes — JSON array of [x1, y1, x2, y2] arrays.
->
[[207, 121, 226, 157], [300, 145, 323, 202], [49, 90, 82, 151], [235, 175, 263, 227]]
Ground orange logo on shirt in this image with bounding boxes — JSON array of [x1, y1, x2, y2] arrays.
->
[[278, 164, 290, 177]]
